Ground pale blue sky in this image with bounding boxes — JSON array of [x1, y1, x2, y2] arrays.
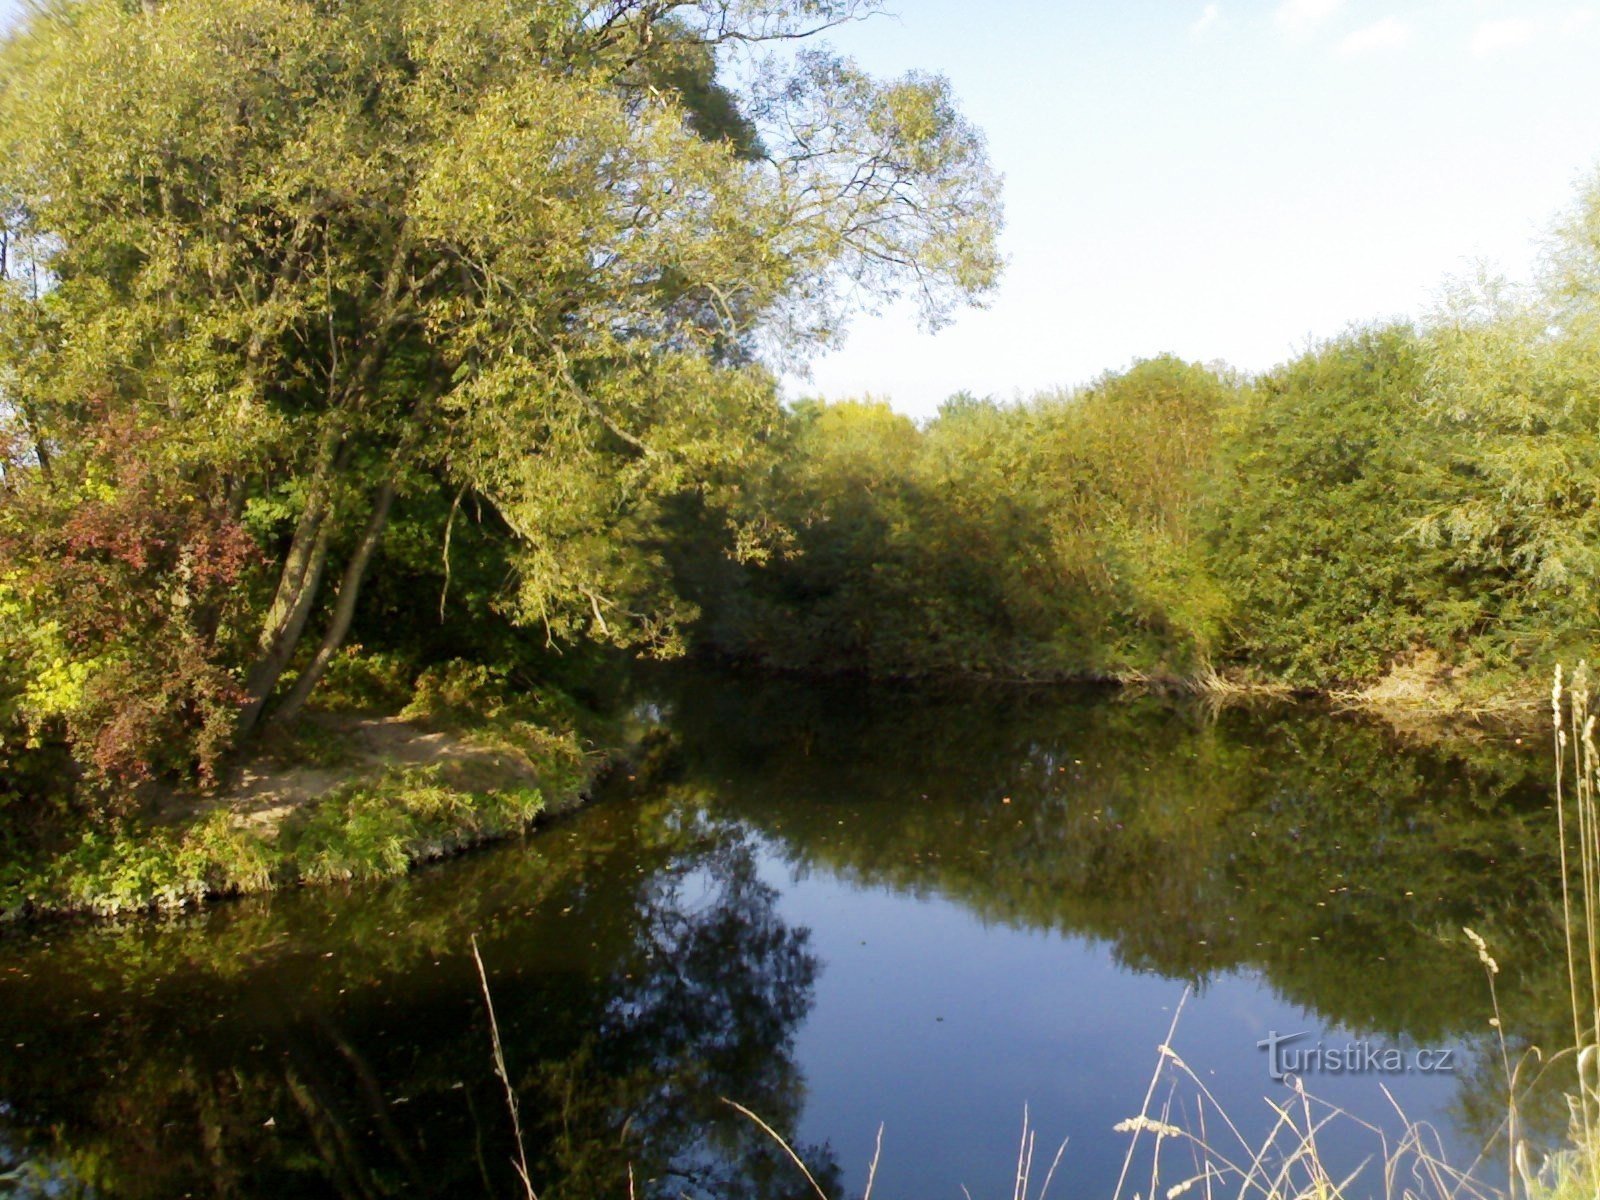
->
[[799, 0, 1600, 415]]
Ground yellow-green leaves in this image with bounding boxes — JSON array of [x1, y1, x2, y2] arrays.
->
[[0, 0, 1003, 771]]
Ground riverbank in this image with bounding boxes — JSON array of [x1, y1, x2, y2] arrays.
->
[[729, 650, 1550, 731], [0, 660, 632, 922], [1200, 651, 1546, 731], [0, 650, 1547, 924]]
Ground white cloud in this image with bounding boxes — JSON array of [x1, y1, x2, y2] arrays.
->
[[1337, 15, 1412, 55], [1191, 3, 1221, 36], [1274, 0, 1343, 39], [1470, 17, 1539, 56]]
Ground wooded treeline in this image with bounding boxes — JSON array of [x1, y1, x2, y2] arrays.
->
[[685, 304, 1600, 694]]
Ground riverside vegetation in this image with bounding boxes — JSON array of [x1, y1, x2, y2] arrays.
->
[[679, 307, 1600, 698], [0, 0, 1006, 912]]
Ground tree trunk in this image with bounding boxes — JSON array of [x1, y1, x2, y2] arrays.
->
[[265, 371, 448, 725], [269, 477, 397, 727], [236, 420, 351, 736], [238, 518, 331, 735], [18, 401, 51, 482], [253, 424, 346, 651]]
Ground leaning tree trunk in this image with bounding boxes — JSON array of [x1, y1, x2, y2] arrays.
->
[[269, 475, 398, 727], [238, 516, 332, 735], [237, 258, 438, 732], [264, 371, 447, 725], [236, 414, 355, 736]]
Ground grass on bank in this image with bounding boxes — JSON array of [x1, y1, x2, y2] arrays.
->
[[2, 763, 569, 920], [0, 656, 600, 920]]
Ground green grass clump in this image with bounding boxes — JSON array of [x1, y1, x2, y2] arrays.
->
[[2, 771, 554, 916], [277, 765, 546, 885], [306, 645, 418, 713], [1529, 1147, 1600, 1200], [400, 658, 594, 735], [16, 811, 274, 917]]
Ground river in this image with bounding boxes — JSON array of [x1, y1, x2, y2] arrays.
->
[[0, 671, 1568, 1198]]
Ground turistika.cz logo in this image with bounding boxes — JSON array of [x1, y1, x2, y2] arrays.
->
[[1256, 1031, 1456, 1082]]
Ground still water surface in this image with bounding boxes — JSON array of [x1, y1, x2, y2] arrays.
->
[[0, 673, 1569, 1197]]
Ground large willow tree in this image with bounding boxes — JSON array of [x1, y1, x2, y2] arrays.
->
[[0, 0, 1002, 782]]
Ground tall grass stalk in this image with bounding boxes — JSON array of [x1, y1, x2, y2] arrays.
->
[[725, 1098, 1064, 1200], [472, 934, 537, 1200], [721, 1098, 841, 1200], [1547, 663, 1600, 1192], [1109, 1021, 1501, 1200]]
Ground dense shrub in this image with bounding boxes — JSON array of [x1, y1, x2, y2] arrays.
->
[[1202, 325, 1498, 686]]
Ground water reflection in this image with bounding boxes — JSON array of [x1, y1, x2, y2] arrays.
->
[[0, 805, 832, 1198], [654, 675, 1558, 1040], [0, 672, 1576, 1197], [648, 673, 1570, 1182]]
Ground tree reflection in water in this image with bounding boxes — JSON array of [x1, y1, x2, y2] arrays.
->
[[0, 816, 833, 1199], [0, 670, 1582, 1196], [528, 828, 833, 1199]]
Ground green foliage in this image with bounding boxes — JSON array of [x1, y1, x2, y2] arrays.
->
[[690, 357, 1235, 680], [1530, 1150, 1600, 1200], [400, 656, 593, 746], [1417, 262, 1600, 660], [0, 0, 1002, 797], [307, 646, 417, 714], [402, 659, 535, 724], [1203, 325, 1497, 686], [277, 765, 545, 885], [690, 309, 1596, 696], [1025, 356, 1234, 670], [23, 812, 273, 918]]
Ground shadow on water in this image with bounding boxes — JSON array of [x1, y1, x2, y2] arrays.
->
[[0, 668, 1578, 1197]]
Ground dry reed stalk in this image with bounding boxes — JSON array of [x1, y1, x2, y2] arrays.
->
[[471, 934, 537, 1200]]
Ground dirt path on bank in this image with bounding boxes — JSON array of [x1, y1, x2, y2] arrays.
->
[[153, 714, 549, 840]]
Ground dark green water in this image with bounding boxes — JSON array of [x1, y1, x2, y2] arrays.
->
[[0, 673, 1574, 1198]]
